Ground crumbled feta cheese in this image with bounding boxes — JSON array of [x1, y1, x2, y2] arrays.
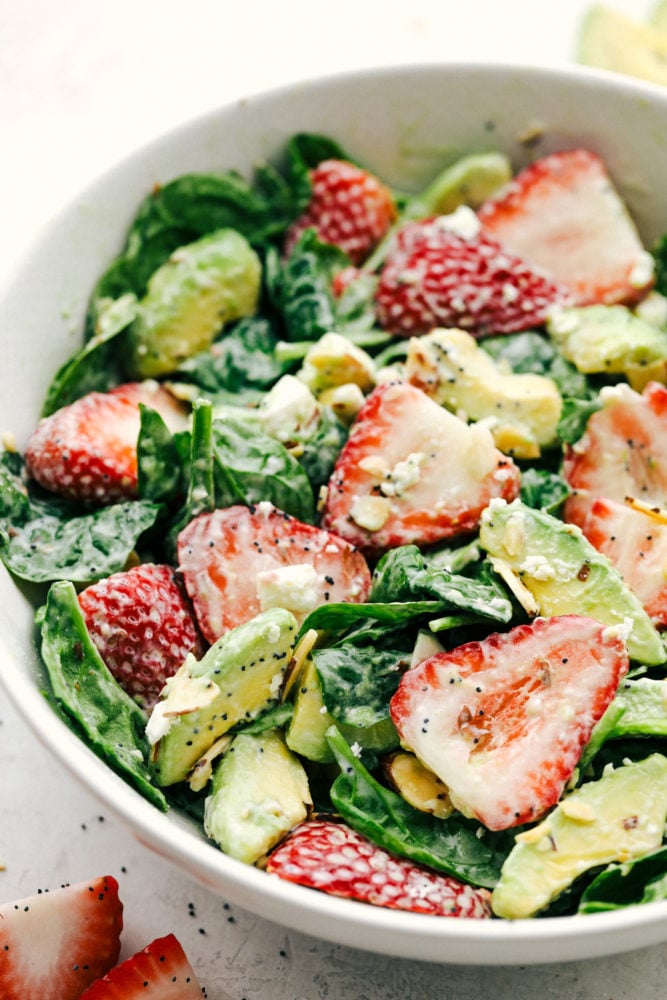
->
[[256, 563, 322, 616]]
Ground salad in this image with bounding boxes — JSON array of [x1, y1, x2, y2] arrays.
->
[[4, 130, 667, 922]]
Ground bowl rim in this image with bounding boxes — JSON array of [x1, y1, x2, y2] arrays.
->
[[3, 58, 667, 966]]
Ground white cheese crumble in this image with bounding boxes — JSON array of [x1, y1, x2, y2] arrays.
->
[[256, 563, 322, 616], [435, 204, 482, 240]]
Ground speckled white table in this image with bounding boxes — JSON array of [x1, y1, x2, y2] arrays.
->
[[2, 1, 667, 996]]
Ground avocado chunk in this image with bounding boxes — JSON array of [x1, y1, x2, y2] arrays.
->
[[609, 677, 667, 738], [285, 655, 399, 762], [204, 730, 311, 865], [479, 498, 665, 665], [491, 754, 667, 919], [546, 305, 667, 391], [405, 328, 562, 458], [577, 5, 667, 86], [405, 151, 513, 218], [128, 228, 261, 377], [147, 607, 298, 786]]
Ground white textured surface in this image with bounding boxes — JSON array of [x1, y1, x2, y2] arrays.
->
[[2, 1, 667, 996]]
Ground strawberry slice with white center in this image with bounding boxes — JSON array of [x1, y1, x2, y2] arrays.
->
[[374, 209, 570, 337], [579, 497, 667, 628], [80, 933, 203, 998], [78, 563, 205, 709], [477, 148, 654, 306], [0, 875, 123, 1000], [321, 381, 520, 552], [25, 381, 187, 504], [390, 615, 628, 831], [266, 818, 492, 918], [284, 158, 397, 265], [563, 381, 667, 527], [177, 502, 372, 642]]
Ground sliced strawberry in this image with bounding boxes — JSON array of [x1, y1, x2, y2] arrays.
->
[[579, 497, 667, 628], [563, 381, 667, 527], [25, 381, 187, 504], [284, 158, 396, 265], [78, 563, 205, 709], [320, 381, 520, 552], [0, 875, 123, 1000], [177, 502, 372, 642], [390, 615, 628, 831], [80, 933, 203, 998], [477, 148, 653, 306], [266, 818, 492, 918], [374, 209, 569, 337]]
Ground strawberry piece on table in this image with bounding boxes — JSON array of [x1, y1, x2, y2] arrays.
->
[[177, 502, 372, 642], [320, 381, 520, 552], [390, 615, 629, 831], [578, 497, 667, 628], [25, 381, 187, 504], [78, 563, 205, 709], [266, 818, 492, 918], [563, 381, 667, 527], [0, 875, 123, 1000], [284, 158, 396, 265], [80, 933, 204, 998], [477, 148, 653, 306], [374, 208, 569, 336]]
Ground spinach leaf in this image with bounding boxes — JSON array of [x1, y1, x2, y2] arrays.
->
[[371, 544, 513, 623], [43, 293, 138, 416], [212, 414, 315, 523], [326, 727, 508, 888], [39, 580, 167, 811], [300, 600, 443, 637], [578, 847, 667, 913], [174, 316, 290, 406], [269, 230, 346, 342], [557, 396, 602, 445], [165, 398, 215, 555], [481, 331, 591, 399], [137, 404, 189, 504], [86, 166, 301, 339], [295, 405, 348, 494], [313, 645, 408, 728], [520, 467, 571, 513], [0, 462, 161, 583], [652, 235, 667, 296]]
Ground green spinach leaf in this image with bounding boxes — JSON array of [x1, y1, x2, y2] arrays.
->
[[326, 727, 508, 888], [39, 580, 167, 810]]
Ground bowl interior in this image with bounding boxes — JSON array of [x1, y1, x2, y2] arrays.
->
[[3, 61, 667, 964]]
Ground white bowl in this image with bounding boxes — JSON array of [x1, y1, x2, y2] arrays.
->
[[3, 62, 667, 966]]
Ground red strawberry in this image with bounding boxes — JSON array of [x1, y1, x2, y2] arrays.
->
[[177, 502, 372, 642], [374, 209, 569, 337], [578, 497, 667, 629], [78, 563, 205, 709], [0, 875, 123, 1000], [80, 933, 204, 998], [563, 381, 667, 527], [266, 818, 492, 918], [390, 615, 628, 831], [284, 158, 396, 265], [25, 381, 187, 504], [321, 381, 520, 552], [477, 148, 653, 306]]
